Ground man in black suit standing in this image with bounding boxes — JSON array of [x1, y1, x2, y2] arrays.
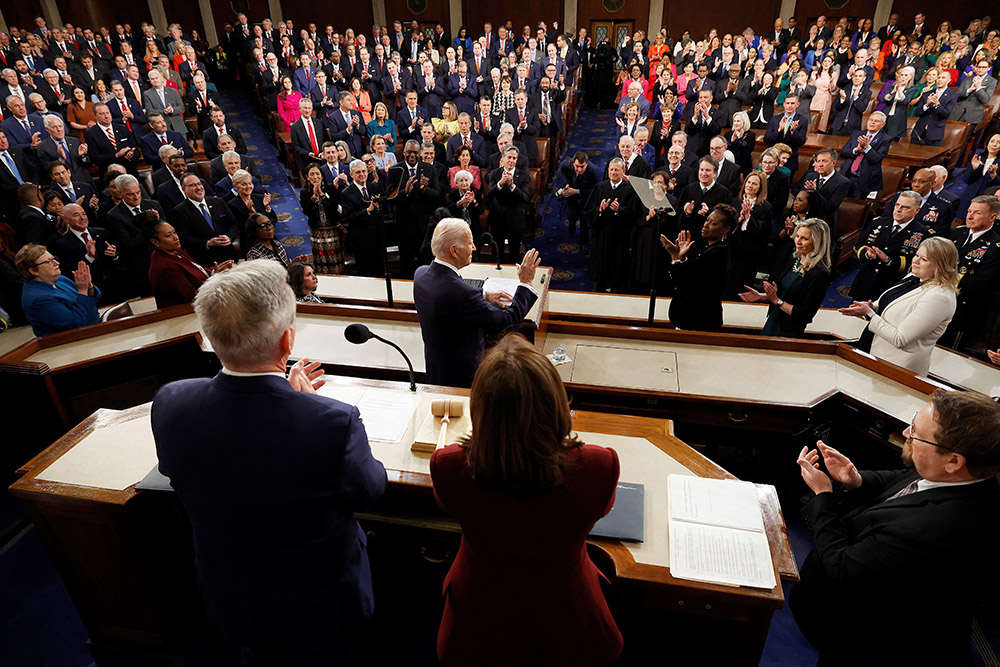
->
[[877, 14, 901, 42], [46, 160, 100, 217], [388, 140, 442, 277], [795, 148, 849, 226], [764, 95, 809, 173], [486, 145, 531, 263], [558, 151, 599, 241], [340, 159, 385, 277], [290, 98, 329, 175], [678, 156, 734, 234], [326, 92, 366, 159], [830, 68, 871, 137], [49, 203, 118, 299], [171, 173, 239, 265], [839, 111, 891, 198], [683, 90, 720, 157], [413, 219, 539, 387], [202, 108, 247, 160], [713, 64, 744, 126], [587, 157, 640, 293], [445, 113, 487, 167], [37, 115, 92, 183], [504, 90, 540, 167], [791, 390, 1000, 666], [707, 136, 742, 194], [84, 103, 140, 176], [0, 130, 34, 222], [105, 173, 162, 297], [139, 112, 194, 170]]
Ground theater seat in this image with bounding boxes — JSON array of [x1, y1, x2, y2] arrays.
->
[[195, 160, 213, 184], [940, 121, 970, 171], [875, 165, 907, 208], [831, 198, 872, 268]]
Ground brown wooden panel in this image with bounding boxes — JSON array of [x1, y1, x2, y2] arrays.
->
[[208, 0, 270, 40], [575, 0, 647, 35], [164, 0, 206, 40], [460, 2, 566, 47], [888, 0, 984, 35], [384, 0, 449, 29], [664, 0, 783, 42], [3, 0, 45, 34], [57, 0, 151, 33], [276, 0, 374, 36], [792, 0, 880, 28]]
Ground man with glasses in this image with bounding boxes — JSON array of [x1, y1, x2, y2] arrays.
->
[[790, 389, 1000, 665]]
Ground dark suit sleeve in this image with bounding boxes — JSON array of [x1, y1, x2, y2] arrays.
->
[[456, 283, 538, 334], [335, 407, 388, 510], [788, 267, 831, 327]]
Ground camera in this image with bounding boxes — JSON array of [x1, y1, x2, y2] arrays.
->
[[555, 187, 566, 200]]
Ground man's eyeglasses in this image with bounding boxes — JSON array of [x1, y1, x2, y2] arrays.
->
[[907, 412, 951, 450]]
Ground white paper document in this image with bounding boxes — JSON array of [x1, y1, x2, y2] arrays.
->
[[669, 475, 765, 531], [668, 522, 776, 589], [316, 386, 418, 443], [482, 277, 521, 300], [667, 474, 776, 589]]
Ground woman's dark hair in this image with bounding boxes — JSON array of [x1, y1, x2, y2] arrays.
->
[[146, 218, 171, 242], [303, 163, 324, 181], [242, 213, 272, 256], [463, 333, 581, 497], [453, 144, 473, 165], [286, 262, 314, 297], [796, 188, 818, 214], [457, 26, 467, 37]]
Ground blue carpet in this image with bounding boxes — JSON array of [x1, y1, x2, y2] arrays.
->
[[215, 89, 313, 262]]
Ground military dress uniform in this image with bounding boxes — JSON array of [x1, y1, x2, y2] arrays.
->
[[939, 225, 1000, 350], [850, 217, 934, 301]]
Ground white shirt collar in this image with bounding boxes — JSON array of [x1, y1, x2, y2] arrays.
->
[[432, 258, 462, 275], [916, 478, 983, 492], [221, 367, 286, 378], [70, 227, 89, 243], [969, 225, 993, 244]]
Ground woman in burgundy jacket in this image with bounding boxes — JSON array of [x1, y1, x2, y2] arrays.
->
[[430, 334, 624, 667], [148, 221, 233, 308]]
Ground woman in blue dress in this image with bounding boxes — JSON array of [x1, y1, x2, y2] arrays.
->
[[16, 244, 100, 337]]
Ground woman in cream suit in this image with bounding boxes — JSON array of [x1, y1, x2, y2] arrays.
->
[[841, 237, 958, 376]]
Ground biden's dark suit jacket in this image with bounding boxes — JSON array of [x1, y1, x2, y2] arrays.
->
[[152, 372, 387, 657], [413, 260, 537, 387]]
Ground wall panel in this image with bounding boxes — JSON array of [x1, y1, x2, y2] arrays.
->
[[461, 1, 566, 45], [792, 0, 880, 30], [888, 0, 984, 35], [4, 0, 51, 33], [277, 0, 374, 36], [663, 0, 782, 42], [384, 0, 449, 30], [164, 0, 206, 40]]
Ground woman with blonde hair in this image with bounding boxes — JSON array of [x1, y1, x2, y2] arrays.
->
[[841, 236, 958, 375], [433, 101, 460, 142], [740, 218, 832, 337], [726, 171, 771, 299]]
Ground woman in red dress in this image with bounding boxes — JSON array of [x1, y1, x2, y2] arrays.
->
[[430, 334, 624, 667]]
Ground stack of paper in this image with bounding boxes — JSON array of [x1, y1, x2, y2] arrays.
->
[[667, 475, 776, 589], [316, 386, 419, 444]]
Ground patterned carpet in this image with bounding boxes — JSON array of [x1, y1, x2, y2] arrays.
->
[[216, 88, 312, 262]]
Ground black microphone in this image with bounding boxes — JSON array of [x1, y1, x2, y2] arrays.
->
[[344, 323, 416, 391], [481, 232, 501, 270]]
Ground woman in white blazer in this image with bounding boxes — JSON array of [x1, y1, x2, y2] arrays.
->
[[841, 237, 959, 376]]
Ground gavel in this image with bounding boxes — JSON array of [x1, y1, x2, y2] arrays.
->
[[431, 399, 464, 449]]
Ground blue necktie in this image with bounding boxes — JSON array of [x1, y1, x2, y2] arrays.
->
[[200, 202, 212, 225], [62, 140, 72, 167], [1, 152, 23, 182]]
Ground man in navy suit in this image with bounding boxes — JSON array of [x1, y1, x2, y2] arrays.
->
[[340, 159, 385, 277], [170, 173, 239, 264], [201, 108, 247, 160], [413, 219, 539, 387], [326, 92, 365, 160], [1, 96, 44, 154], [107, 80, 148, 139], [292, 53, 317, 96], [308, 70, 339, 124], [764, 95, 809, 172], [139, 112, 194, 169], [790, 390, 1000, 667], [396, 90, 429, 146], [830, 69, 872, 136], [153, 260, 387, 664], [49, 203, 118, 298], [504, 90, 540, 167], [319, 142, 351, 188], [84, 103, 140, 176], [415, 61, 446, 118], [0, 130, 35, 220], [912, 80, 958, 146], [446, 61, 477, 116], [446, 114, 487, 167], [839, 112, 891, 198]]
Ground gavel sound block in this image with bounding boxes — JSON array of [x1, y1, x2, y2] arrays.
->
[[411, 398, 471, 453]]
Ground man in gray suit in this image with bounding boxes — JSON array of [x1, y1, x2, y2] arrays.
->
[[949, 60, 997, 125], [143, 69, 186, 135], [37, 114, 91, 182]]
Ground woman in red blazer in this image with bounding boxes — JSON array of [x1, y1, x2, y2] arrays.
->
[[430, 334, 624, 667], [148, 221, 233, 308]]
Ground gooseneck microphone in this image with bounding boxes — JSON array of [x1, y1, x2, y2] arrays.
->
[[344, 323, 417, 391], [481, 232, 502, 270]]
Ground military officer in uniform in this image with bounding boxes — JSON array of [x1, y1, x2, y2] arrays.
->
[[882, 168, 948, 228], [939, 195, 1000, 351], [851, 190, 934, 301]]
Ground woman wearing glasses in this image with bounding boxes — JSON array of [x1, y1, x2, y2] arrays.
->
[[15, 244, 100, 336], [839, 236, 958, 376], [244, 214, 289, 266]]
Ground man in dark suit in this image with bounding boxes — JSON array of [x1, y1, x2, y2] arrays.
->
[[559, 152, 599, 241], [835, 49, 876, 89], [713, 64, 744, 126], [395, 90, 429, 147], [415, 62, 446, 118], [381, 61, 413, 119], [201, 108, 247, 160], [929, 166, 960, 225], [474, 96, 503, 148], [759, 148, 789, 227], [707, 137, 742, 194], [72, 54, 105, 94], [830, 69, 871, 136], [940, 196, 1000, 351], [36, 115, 92, 183], [683, 90, 721, 157], [340, 159, 386, 277], [49, 203, 117, 298], [764, 95, 809, 173], [0, 130, 33, 222], [209, 135, 260, 183], [153, 260, 387, 664], [504, 90, 539, 167], [446, 114, 487, 167], [678, 156, 735, 234], [485, 145, 532, 264], [1, 96, 45, 155], [884, 168, 949, 228], [790, 390, 1000, 666], [849, 190, 930, 300], [105, 173, 163, 297], [795, 148, 850, 226], [289, 98, 329, 175], [46, 160, 100, 215], [534, 74, 563, 142], [326, 92, 366, 159], [911, 81, 958, 146], [839, 112, 891, 198], [605, 135, 652, 180], [260, 53, 290, 108], [388, 140, 442, 277], [107, 81, 148, 140], [413, 219, 539, 387], [84, 103, 140, 176], [487, 133, 529, 172], [186, 75, 224, 135], [877, 14, 901, 42], [139, 112, 194, 169], [307, 70, 340, 124], [155, 153, 205, 212], [685, 64, 715, 104], [171, 174, 239, 265], [446, 61, 478, 116]]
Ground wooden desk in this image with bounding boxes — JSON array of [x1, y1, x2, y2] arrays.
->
[[754, 132, 949, 170], [9, 376, 796, 666]]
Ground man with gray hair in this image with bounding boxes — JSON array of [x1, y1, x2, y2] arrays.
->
[[37, 113, 91, 182], [851, 189, 932, 300], [928, 164, 959, 224], [414, 218, 540, 387], [838, 110, 891, 198], [152, 260, 387, 663]]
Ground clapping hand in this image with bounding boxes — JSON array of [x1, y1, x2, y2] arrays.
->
[[288, 358, 326, 394], [796, 444, 833, 494], [599, 197, 610, 212], [839, 299, 874, 318], [212, 260, 235, 272], [72, 260, 93, 295], [104, 242, 117, 258], [698, 202, 709, 216], [971, 154, 982, 170], [609, 198, 620, 211], [659, 230, 693, 260], [683, 200, 695, 215], [738, 281, 776, 304]]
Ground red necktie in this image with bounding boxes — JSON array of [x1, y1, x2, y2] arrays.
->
[[361, 185, 369, 200], [119, 100, 131, 131], [307, 121, 318, 154], [306, 68, 310, 83], [105, 127, 117, 149], [851, 135, 870, 172], [160, 134, 167, 145]]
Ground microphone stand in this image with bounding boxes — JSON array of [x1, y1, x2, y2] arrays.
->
[[648, 209, 662, 327], [378, 167, 408, 308], [372, 331, 416, 391]]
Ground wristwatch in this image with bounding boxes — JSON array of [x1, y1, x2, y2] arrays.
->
[[863, 311, 873, 321], [775, 299, 784, 308]]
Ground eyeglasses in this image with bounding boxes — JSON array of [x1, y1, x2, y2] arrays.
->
[[257, 222, 274, 229], [33, 257, 58, 267], [907, 412, 951, 450]]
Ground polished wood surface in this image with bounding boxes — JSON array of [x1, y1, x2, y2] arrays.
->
[[753, 132, 949, 169]]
